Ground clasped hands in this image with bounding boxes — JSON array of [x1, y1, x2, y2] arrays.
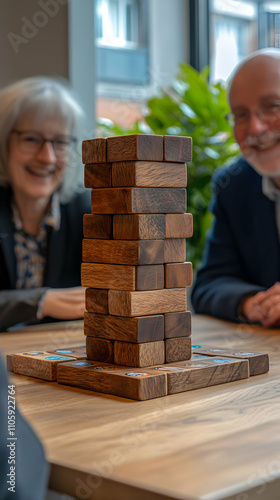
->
[[242, 282, 280, 327]]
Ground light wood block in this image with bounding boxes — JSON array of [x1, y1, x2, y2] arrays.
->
[[12, 351, 74, 381], [47, 346, 87, 359], [191, 345, 269, 376], [91, 188, 187, 214], [107, 134, 163, 162], [86, 288, 109, 314], [108, 288, 187, 317], [83, 214, 112, 239], [82, 138, 107, 164], [163, 136, 192, 163], [113, 214, 166, 240], [164, 311, 192, 339], [84, 313, 164, 343], [84, 163, 112, 188], [82, 263, 163, 291], [57, 360, 167, 400], [165, 213, 193, 238], [165, 262, 192, 288], [165, 337, 191, 363], [164, 239, 186, 263], [114, 341, 165, 367], [82, 239, 164, 265], [112, 161, 187, 187], [6, 354, 14, 371], [86, 337, 114, 363], [154, 357, 249, 394]]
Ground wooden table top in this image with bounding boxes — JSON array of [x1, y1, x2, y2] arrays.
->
[[1, 315, 280, 500]]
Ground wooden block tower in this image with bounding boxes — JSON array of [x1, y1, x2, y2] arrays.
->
[[81, 134, 193, 369]]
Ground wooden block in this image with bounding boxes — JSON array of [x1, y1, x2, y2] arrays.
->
[[165, 213, 193, 238], [114, 340, 165, 367], [84, 163, 112, 188], [86, 337, 114, 363], [107, 134, 163, 162], [164, 311, 192, 338], [191, 345, 269, 376], [165, 337, 191, 363], [164, 239, 186, 263], [165, 262, 192, 288], [86, 288, 109, 314], [6, 354, 14, 372], [82, 263, 163, 291], [108, 288, 187, 317], [47, 346, 87, 359], [112, 161, 187, 187], [91, 188, 187, 214], [113, 214, 166, 240], [136, 265, 164, 290], [83, 214, 112, 239], [12, 352, 75, 381], [154, 357, 249, 394], [57, 360, 167, 400], [82, 239, 164, 265], [82, 138, 107, 164], [84, 313, 164, 343], [163, 136, 192, 162]]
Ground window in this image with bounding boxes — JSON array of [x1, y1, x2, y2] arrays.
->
[[96, 0, 140, 48]]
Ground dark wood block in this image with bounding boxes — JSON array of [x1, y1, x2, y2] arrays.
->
[[47, 346, 87, 359], [82, 239, 164, 265], [86, 337, 114, 363], [165, 213, 193, 238], [165, 337, 191, 363], [108, 288, 187, 317], [163, 136, 192, 163], [107, 134, 163, 162], [164, 311, 192, 338], [112, 161, 187, 187], [113, 214, 166, 240], [164, 239, 186, 263], [83, 214, 112, 239], [154, 357, 249, 394], [136, 265, 164, 290], [91, 188, 187, 214], [165, 262, 192, 288], [82, 138, 107, 164], [84, 163, 112, 188], [114, 341, 165, 367], [191, 345, 269, 376], [86, 288, 109, 314], [84, 312, 164, 343], [6, 354, 14, 372], [12, 352, 74, 381], [57, 360, 167, 400]]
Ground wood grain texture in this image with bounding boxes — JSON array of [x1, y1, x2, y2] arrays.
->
[[165, 337, 191, 363], [164, 239, 186, 263], [47, 346, 87, 359], [165, 262, 192, 288], [165, 213, 193, 238], [112, 161, 187, 187], [83, 214, 112, 239], [57, 360, 167, 400], [12, 352, 74, 381], [82, 138, 107, 164], [6, 354, 14, 371], [85, 288, 109, 314], [113, 214, 166, 240], [163, 135, 192, 162], [108, 288, 187, 317], [136, 265, 164, 290], [114, 340, 165, 367], [82, 239, 164, 265], [84, 163, 112, 188], [91, 188, 187, 214], [192, 345, 269, 376], [81, 263, 135, 290], [164, 311, 192, 338], [107, 134, 163, 162], [86, 337, 114, 363]]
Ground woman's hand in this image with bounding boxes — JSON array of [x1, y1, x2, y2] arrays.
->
[[42, 287, 86, 319]]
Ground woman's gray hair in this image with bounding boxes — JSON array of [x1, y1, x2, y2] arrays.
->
[[0, 76, 84, 202]]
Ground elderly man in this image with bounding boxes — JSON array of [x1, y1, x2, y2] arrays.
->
[[192, 48, 280, 327]]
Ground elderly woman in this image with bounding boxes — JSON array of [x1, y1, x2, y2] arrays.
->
[[0, 76, 91, 331]]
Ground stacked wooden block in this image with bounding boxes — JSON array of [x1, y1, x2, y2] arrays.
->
[[81, 134, 193, 368]]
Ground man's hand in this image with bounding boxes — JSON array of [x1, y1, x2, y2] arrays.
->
[[241, 282, 280, 327], [42, 287, 86, 319]]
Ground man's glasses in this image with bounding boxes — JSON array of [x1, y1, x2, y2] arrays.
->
[[226, 100, 280, 129], [11, 130, 77, 158]]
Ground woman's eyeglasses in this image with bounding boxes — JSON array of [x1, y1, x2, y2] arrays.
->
[[11, 130, 77, 158]]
